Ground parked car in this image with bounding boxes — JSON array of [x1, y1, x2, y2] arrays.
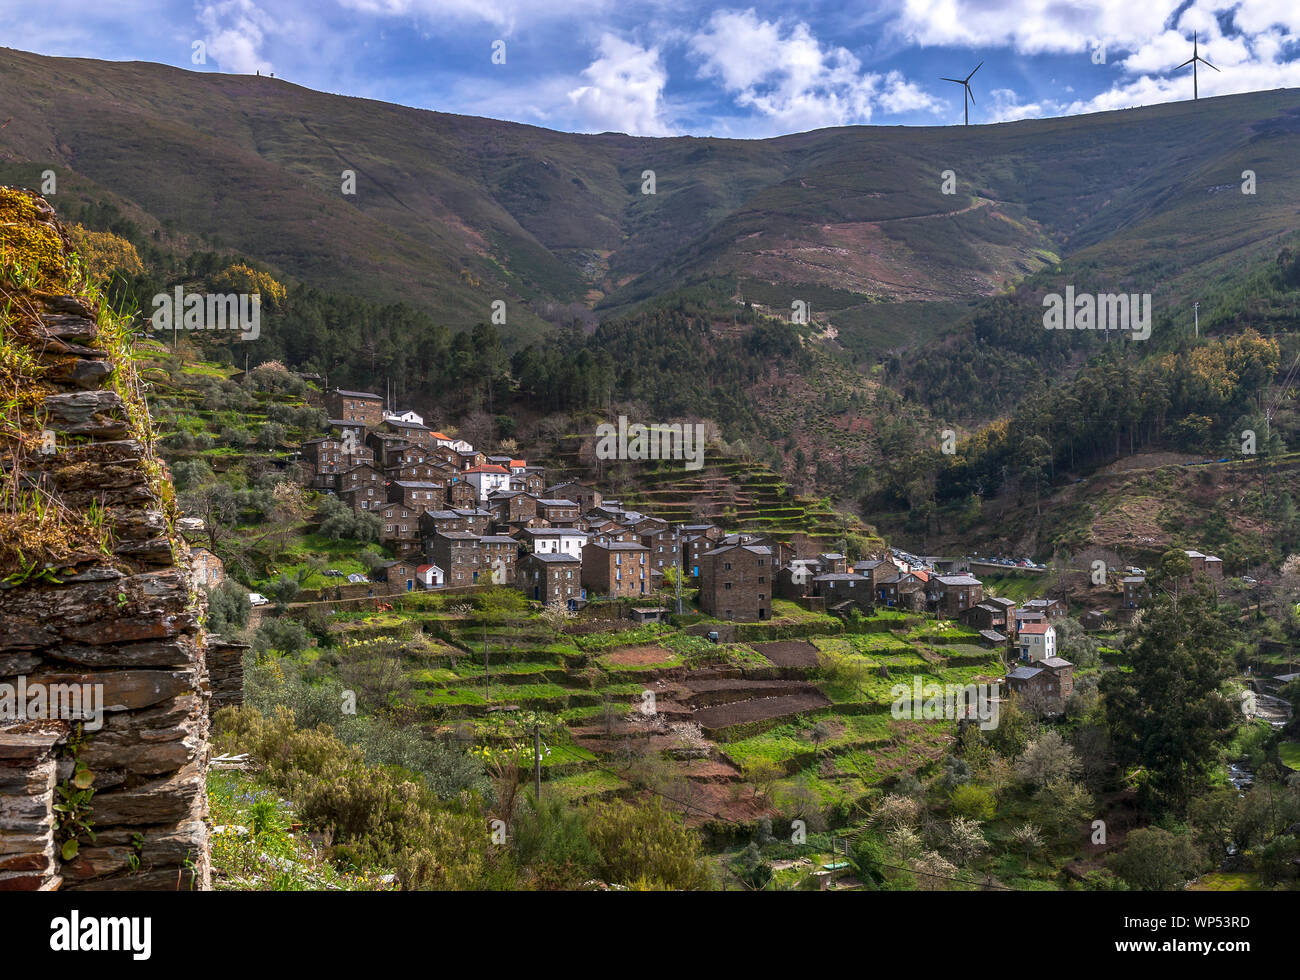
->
[[1242, 576, 1257, 585], [325, 569, 345, 577], [247, 592, 269, 606], [347, 573, 368, 584], [706, 631, 720, 643]]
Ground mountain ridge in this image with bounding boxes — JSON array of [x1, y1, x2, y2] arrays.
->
[[4, 46, 1298, 352]]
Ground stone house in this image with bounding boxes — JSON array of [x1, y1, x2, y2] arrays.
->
[[325, 388, 384, 427], [775, 559, 821, 599], [427, 532, 484, 588], [382, 558, 420, 594], [855, 559, 901, 591], [518, 552, 582, 607], [929, 574, 984, 618], [812, 572, 872, 611], [1020, 597, 1067, 620], [962, 602, 1007, 632], [818, 553, 848, 575], [339, 484, 385, 514], [446, 479, 477, 509], [486, 489, 538, 525], [582, 541, 650, 598], [390, 461, 443, 483], [338, 463, 384, 499], [1006, 657, 1074, 714], [547, 482, 601, 513], [377, 502, 421, 557], [387, 480, 445, 514], [638, 521, 680, 575], [698, 543, 773, 621], [190, 547, 225, 589], [477, 535, 520, 585], [876, 570, 927, 609], [536, 498, 581, 524]]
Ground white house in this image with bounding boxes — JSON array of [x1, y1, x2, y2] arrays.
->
[[432, 430, 473, 453], [1017, 623, 1057, 663], [415, 564, 444, 589], [384, 409, 424, 426], [521, 527, 588, 560], [462, 464, 511, 501]]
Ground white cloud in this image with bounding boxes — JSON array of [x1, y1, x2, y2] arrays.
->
[[689, 9, 939, 133], [567, 34, 674, 136], [986, 87, 1062, 122], [336, 0, 610, 33], [887, 0, 1180, 54], [198, 0, 274, 74]]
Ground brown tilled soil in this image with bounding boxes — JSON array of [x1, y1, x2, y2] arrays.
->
[[685, 781, 772, 823], [750, 640, 821, 667], [695, 691, 831, 731], [602, 645, 674, 666], [681, 759, 743, 782]]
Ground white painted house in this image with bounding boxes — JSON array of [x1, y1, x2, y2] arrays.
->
[[415, 564, 444, 589], [384, 409, 425, 426], [521, 527, 588, 560], [1017, 623, 1057, 663], [432, 430, 473, 453], [462, 464, 511, 501]]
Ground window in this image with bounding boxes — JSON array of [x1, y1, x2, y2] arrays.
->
[[724, 582, 732, 590]]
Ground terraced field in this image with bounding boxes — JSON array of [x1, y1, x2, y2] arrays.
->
[[350, 597, 1004, 825], [543, 439, 884, 550]]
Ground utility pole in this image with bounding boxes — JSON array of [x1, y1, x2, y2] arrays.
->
[[483, 622, 489, 703], [1193, 301, 1199, 340], [533, 722, 542, 800]]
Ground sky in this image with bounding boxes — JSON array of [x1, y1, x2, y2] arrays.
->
[[3, 1, 1300, 137]]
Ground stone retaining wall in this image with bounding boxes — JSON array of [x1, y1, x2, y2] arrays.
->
[[0, 188, 210, 891]]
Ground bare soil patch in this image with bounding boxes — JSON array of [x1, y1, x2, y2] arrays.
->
[[751, 640, 820, 667], [602, 644, 675, 666], [695, 691, 831, 732]]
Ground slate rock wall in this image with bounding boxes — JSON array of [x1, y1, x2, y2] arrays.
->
[[0, 187, 210, 891]]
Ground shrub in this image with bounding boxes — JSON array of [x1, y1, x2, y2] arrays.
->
[[949, 783, 996, 821], [1108, 827, 1203, 890]]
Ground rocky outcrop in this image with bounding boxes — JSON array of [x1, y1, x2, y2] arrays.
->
[[0, 187, 210, 890]]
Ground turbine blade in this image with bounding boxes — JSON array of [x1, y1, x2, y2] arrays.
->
[[1175, 57, 1194, 69], [941, 77, 964, 83], [1201, 57, 1220, 71], [966, 85, 976, 106], [966, 61, 983, 82]]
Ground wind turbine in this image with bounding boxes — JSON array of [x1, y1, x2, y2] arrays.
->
[[941, 62, 982, 126], [1174, 31, 1219, 101]]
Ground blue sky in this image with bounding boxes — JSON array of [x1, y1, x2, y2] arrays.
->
[[4, 1, 1300, 137]]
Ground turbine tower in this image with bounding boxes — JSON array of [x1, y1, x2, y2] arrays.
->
[[941, 62, 982, 126], [1174, 31, 1219, 101]]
